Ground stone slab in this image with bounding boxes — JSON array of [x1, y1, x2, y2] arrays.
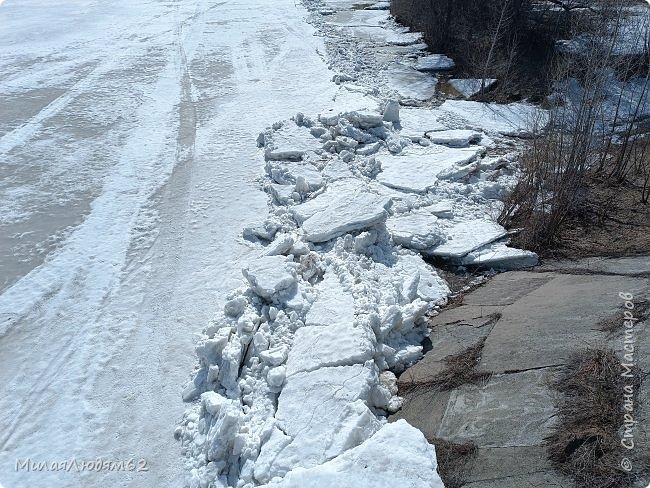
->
[[437, 369, 558, 447], [479, 274, 646, 373], [462, 272, 554, 306]]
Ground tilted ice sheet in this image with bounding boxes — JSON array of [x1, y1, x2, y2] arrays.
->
[[376, 145, 483, 193], [433, 220, 508, 259], [261, 420, 444, 488], [292, 179, 392, 242], [439, 100, 548, 137]]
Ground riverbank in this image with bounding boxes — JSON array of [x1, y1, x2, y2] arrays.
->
[[394, 256, 650, 487]]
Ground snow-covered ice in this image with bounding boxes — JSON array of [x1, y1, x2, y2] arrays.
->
[[415, 54, 455, 72], [261, 420, 443, 488], [439, 100, 548, 137], [385, 63, 438, 101], [459, 241, 539, 269], [292, 179, 392, 242], [0, 0, 551, 486], [425, 129, 483, 147], [376, 145, 484, 192], [432, 220, 508, 259]]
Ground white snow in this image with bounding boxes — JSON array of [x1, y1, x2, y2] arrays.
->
[[0, 0, 552, 486]]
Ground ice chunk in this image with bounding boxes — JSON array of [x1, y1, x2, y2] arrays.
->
[[386, 210, 446, 250], [255, 363, 381, 479], [415, 54, 455, 72], [266, 161, 324, 190], [262, 420, 444, 488], [425, 129, 482, 147], [267, 366, 286, 389], [260, 345, 289, 366], [432, 220, 507, 258], [242, 256, 297, 299], [385, 63, 438, 101], [286, 321, 376, 376], [264, 124, 322, 161], [376, 145, 483, 193], [398, 107, 448, 134], [292, 179, 391, 242], [267, 184, 295, 206], [449, 78, 497, 98], [426, 201, 454, 219], [382, 99, 400, 123], [439, 100, 548, 137], [459, 241, 538, 269], [265, 234, 295, 256]]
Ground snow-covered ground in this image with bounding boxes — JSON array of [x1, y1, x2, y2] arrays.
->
[[1, 0, 545, 487]]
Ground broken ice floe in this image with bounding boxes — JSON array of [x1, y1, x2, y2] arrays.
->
[[290, 179, 391, 242], [261, 420, 443, 488], [439, 100, 548, 138], [449, 78, 497, 98], [414, 54, 455, 72], [425, 129, 483, 148], [375, 144, 484, 192], [181, 68, 544, 488], [432, 220, 507, 259]]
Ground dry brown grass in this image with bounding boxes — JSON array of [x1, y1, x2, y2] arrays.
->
[[401, 337, 492, 394], [598, 299, 650, 333], [545, 348, 645, 488], [425, 436, 478, 488]]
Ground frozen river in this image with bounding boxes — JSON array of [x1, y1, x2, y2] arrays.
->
[[0, 0, 335, 486]]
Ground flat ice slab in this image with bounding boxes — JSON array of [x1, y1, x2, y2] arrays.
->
[[385, 64, 438, 101], [432, 220, 507, 258], [398, 107, 448, 137], [255, 363, 380, 480], [285, 272, 374, 375], [376, 145, 483, 193], [460, 241, 539, 269], [292, 179, 391, 242], [425, 129, 482, 147], [415, 54, 455, 72], [449, 78, 497, 98], [440, 100, 547, 137], [262, 420, 444, 488]]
